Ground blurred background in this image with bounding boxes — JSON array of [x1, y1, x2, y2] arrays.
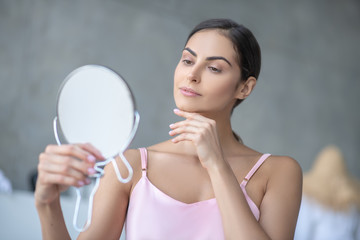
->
[[0, 0, 359, 239]]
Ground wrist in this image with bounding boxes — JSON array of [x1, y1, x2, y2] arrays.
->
[[206, 155, 230, 177], [35, 193, 60, 209]]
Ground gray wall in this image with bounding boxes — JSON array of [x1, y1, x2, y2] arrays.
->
[[1, 0, 359, 191]]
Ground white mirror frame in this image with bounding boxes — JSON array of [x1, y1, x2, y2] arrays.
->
[[52, 65, 140, 232]]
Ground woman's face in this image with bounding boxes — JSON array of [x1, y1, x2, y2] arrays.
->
[[174, 30, 242, 114]]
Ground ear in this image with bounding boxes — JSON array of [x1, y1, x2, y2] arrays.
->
[[235, 76, 257, 100]]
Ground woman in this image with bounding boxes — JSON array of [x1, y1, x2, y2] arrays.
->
[[35, 18, 302, 239]]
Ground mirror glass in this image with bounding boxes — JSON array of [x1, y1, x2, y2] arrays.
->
[[56, 65, 137, 159]]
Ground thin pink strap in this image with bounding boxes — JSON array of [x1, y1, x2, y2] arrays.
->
[[241, 153, 271, 186], [139, 148, 148, 177]]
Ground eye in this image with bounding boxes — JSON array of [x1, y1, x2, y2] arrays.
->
[[182, 59, 193, 65], [209, 66, 221, 73]]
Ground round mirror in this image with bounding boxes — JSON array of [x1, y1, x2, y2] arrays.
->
[[53, 65, 139, 232], [55, 65, 138, 159]]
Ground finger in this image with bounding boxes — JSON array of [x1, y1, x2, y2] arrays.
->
[[173, 109, 216, 127], [171, 132, 197, 143], [40, 160, 85, 180], [38, 172, 86, 188], [39, 154, 88, 179], [169, 125, 199, 136], [45, 144, 97, 164], [170, 118, 206, 130], [79, 143, 105, 160], [39, 152, 96, 177]]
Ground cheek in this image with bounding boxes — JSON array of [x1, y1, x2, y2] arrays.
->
[[173, 64, 182, 99], [173, 62, 183, 83], [207, 74, 238, 97]]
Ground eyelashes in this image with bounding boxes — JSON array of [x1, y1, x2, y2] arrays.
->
[[181, 59, 222, 73], [208, 66, 221, 73], [182, 59, 193, 65]]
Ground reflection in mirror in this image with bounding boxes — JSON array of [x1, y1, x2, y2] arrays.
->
[[53, 65, 140, 232]]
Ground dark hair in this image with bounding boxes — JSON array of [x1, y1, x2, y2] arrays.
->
[[186, 19, 261, 142]]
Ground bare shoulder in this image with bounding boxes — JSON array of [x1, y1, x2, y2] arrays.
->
[[123, 148, 142, 162], [263, 155, 303, 192], [115, 148, 142, 172], [147, 140, 175, 153], [267, 155, 302, 177]]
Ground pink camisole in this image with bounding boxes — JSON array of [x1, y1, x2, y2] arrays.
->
[[125, 148, 271, 240]]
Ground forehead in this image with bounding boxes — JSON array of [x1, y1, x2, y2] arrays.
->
[[185, 30, 237, 61]]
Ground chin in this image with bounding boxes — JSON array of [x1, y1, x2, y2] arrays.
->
[[175, 101, 198, 113], [174, 94, 218, 113], [175, 102, 209, 113], [175, 104, 193, 112]]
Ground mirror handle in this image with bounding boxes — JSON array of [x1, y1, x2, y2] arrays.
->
[[53, 116, 101, 232], [72, 178, 100, 232]]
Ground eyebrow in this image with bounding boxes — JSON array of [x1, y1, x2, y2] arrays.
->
[[184, 47, 232, 67]]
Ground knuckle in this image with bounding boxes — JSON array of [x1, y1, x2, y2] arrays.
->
[[204, 122, 212, 128], [42, 174, 53, 184], [45, 144, 55, 153], [194, 135, 202, 143], [201, 123, 208, 130], [57, 174, 68, 184], [78, 142, 89, 149], [209, 119, 216, 126], [200, 128, 207, 135], [38, 152, 46, 161], [76, 143, 84, 148], [37, 162, 44, 171], [55, 175, 64, 183], [60, 164, 70, 174], [64, 145, 76, 154], [63, 156, 73, 164]]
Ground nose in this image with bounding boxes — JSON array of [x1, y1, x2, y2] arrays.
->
[[186, 65, 201, 83]]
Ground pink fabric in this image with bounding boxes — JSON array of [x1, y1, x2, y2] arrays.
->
[[125, 148, 271, 240], [240, 153, 271, 220]]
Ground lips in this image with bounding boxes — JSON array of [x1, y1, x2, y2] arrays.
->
[[179, 87, 201, 96]]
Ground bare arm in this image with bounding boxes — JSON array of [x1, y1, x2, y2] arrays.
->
[[35, 144, 139, 239], [78, 149, 140, 239], [36, 197, 71, 240], [208, 156, 302, 239], [259, 157, 302, 239]]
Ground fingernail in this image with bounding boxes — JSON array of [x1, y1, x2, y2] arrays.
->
[[173, 108, 180, 113], [169, 130, 173, 135], [87, 155, 96, 162], [78, 181, 84, 186], [169, 124, 174, 128], [88, 168, 96, 175]]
